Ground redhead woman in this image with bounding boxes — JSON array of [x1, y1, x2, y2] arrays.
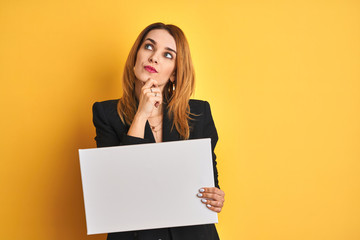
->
[[92, 22, 225, 240]]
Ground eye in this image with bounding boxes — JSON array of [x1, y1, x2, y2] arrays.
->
[[164, 52, 173, 59], [144, 44, 153, 50]]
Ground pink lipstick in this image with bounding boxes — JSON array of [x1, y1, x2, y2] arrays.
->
[[144, 65, 157, 73]]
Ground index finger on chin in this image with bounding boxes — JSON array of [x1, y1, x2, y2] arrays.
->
[[144, 78, 158, 88]]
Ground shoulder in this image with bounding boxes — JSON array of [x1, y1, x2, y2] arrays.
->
[[189, 99, 212, 116], [189, 99, 209, 111], [93, 99, 119, 110], [92, 99, 121, 123], [188, 99, 215, 128], [93, 99, 119, 115], [188, 99, 217, 139]]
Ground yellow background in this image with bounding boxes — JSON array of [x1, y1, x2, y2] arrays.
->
[[0, 0, 359, 239]]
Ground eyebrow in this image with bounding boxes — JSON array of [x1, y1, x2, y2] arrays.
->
[[145, 38, 177, 54]]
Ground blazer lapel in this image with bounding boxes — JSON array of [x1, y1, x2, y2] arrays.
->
[[143, 103, 181, 143], [162, 103, 181, 142], [144, 120, 156, 143]]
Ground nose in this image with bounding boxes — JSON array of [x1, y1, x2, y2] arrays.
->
[[149, 52, 159, 64]]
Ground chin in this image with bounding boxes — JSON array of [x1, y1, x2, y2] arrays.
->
[[133, 72, 147, 82]]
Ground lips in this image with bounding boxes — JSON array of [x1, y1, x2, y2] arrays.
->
[[144, 65, 157, 73]]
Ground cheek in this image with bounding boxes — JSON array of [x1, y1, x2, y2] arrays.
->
[[133, 53, 145, 81], [135, 52, 144, 68], [161, 62, 175, 77]]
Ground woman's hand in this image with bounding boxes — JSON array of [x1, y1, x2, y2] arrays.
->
[[197, 187, 225, 213], [127, 78, 162, 139], [136, 78, 162, 119]]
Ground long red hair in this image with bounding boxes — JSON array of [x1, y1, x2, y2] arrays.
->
[[117, 22, 195, 139]]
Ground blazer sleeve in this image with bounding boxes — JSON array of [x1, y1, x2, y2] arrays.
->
[[92, 101, 151, 148], [202, 101, 220, 189]]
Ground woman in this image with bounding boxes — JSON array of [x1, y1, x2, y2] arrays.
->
[[92, 22, 225, 240]]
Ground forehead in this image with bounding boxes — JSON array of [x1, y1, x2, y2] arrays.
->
[[144, 29, 176, 51]]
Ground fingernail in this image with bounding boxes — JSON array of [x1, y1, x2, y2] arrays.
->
[[201, 199, 207, 203], [207, 204, 212, 208], [199, 188, 205, 192], [197, 193, 203, 197]]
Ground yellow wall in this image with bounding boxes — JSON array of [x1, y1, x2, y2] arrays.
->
[[1, 0, 359, 239]]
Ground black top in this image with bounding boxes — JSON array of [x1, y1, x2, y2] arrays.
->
[[92, 99, 220, 240]]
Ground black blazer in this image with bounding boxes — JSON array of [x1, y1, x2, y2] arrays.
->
[[92, 99, 220, 240]]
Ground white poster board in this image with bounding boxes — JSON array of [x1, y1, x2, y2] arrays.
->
[[79, 138, 218, 235]]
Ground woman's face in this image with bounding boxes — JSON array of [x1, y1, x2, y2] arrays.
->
[[134, 29, 177, 88]]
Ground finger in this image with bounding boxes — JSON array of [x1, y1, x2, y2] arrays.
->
[[199, 187, 219, 194], [200, 199, 224, 208], [197, 191, 223, 200], [141, 88, 152, 96], [143, 87, 160, 98], [150, 96, 163, 106], [155, 102, 160, 108], [199, 187, 225, 196], [145, 91, 160, 98], [149, 87, 161, 93], [145, 92, 162, 101], [206, 204, 222, 213], [149, 89, 161, 97], [154, 99, 162, 108], [142, 87, 161, 97], [153, 96, 162, 104], [143, 78, 158, 88]]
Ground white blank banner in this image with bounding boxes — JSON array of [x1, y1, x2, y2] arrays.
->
[[79, 138, 218, 235]]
